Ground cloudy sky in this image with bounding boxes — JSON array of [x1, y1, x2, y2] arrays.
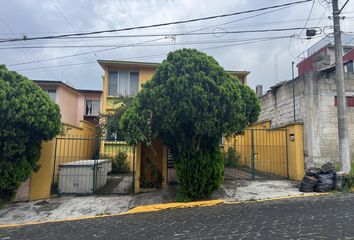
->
[[1, 0, 354, 91]]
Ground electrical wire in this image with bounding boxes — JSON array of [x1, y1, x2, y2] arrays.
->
[[51, 0, 99, 59], [0, 0, 312, 43], [6, 37, 166, 67], [0, 28, 315, 50], [0, 17, 58, 79], [288, 0, 315, 60], [12, 35, 296, 72]]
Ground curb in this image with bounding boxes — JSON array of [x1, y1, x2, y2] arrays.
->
[[0, 193, 330, 229]]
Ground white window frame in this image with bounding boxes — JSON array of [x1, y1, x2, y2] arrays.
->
[[108, 71, 139, 97], [85, 99, 100, 116]]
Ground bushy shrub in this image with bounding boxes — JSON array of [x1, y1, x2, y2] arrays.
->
[[101, 152, 130, 174], [111, 152, 129, 174], [176, 147, 224, 201], [0, 66, 61, 203], [224, 147, 241, 168], [121, 49, 260, 200]]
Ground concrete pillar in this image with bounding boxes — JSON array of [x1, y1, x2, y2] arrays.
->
[[29, 140, 55, 201], [134, 143, 141, 193], [286, 124, 305, 181]]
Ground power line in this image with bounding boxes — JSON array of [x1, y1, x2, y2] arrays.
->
[[339, 0, 350, 14], [296, 1, 330, 59], [6, 37, 166, 67], [11, 35, 298, 72], [288, 0, 315, 60], [0, 27, 319, 52], [0, 17, 57, 79], [51, 0, 99, 59], [0, 0, 312, 43], [5, 26, 313, 67], [299, 0, 315, 36]]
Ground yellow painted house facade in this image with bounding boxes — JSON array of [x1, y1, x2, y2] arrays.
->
[[98, 60, 305, 188], [98, 60, 249, 192], [98, 60, 250, 114], [97, 60, 251, 192]]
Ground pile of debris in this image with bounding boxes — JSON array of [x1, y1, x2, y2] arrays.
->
[[299, 162, 345, 192]]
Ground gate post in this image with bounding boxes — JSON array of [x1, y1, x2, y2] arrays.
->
[[251, 129, 255, 179], [132, 145, 136, 194], [52, 137, 58, 186], [92, 138, 100, 193]]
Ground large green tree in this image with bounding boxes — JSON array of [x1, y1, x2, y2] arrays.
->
[[0, 65, 61, 203], [121, 49, 260, 200]]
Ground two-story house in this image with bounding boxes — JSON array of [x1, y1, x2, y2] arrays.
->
[[34, 80, 102, 126], [98, 60, 250, 192]]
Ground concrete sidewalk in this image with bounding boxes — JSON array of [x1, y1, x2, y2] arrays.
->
[[0, 180, 314, 225]]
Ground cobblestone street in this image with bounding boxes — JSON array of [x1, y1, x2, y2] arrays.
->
[[1, 193, 354, 239]]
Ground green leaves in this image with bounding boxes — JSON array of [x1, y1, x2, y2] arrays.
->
[[0, 65, 61, 202], [119, 49, 260, 199]]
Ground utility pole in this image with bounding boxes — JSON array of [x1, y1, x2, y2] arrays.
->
[[332, 0, 351, 173], [292, 61, 296, 122]]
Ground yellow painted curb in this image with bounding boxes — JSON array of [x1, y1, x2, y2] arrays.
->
[[122, 199, 224, 215], [0, 199, 224, 229], [0, 193, 331, 229], [223, 192, 330, 205]]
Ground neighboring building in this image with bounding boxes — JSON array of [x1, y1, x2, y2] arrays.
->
[[297, 34, 354, 76], [15, 81, 102, 202], [258, 64, 354, 168], [98, 60, 250, 116], [34, 80, 102, 126], [258, 35, 354, 168]]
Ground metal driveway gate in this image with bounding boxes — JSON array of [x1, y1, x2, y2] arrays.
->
[[51, 136, 135, 195], [223, 128, 288, 180]]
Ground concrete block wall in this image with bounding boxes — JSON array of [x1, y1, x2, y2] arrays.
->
[[258, 77, 305, 127], [258, 71, 354, 168]]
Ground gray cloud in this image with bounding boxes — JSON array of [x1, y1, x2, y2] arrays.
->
[[1, 0, 353, 91]]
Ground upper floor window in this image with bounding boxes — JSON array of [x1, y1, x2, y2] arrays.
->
[[85, 100, 100, 116], [108, 71, 139, 96], [44, 89, 56, 101]]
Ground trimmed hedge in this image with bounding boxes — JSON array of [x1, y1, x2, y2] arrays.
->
[[0, 65, 61, 203]]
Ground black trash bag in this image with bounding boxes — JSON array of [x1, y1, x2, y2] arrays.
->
[[314, 173, 335, 192], [299, 175, 318, 192], [321, 162, 335, 174], [306, 167, 321, 177], [334, 173, 346, 191]]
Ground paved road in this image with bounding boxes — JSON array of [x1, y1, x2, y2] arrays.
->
[[1, 193, 354, 240]]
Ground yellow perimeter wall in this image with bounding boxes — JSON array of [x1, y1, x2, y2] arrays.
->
[[29, 120, 97, 201], [224, 122, 304, 181]]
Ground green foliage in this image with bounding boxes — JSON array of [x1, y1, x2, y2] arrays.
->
[[240, 84, 261, 125], [0, 65, 61, 202], [112, 152, 129, 174], [120, 49, 260, 200], [342, 162, 354, 191], [223, 147, 241, 168], [97, 96, 134, 140], [140, 158, 163, 188], [100, 152, 130, 174], [176, 147, 224, 201]]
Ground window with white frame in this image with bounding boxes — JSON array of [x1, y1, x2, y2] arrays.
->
[[44, 89, 56, 101], [85, 100, 100, 116], [108, 71, 139, 96]]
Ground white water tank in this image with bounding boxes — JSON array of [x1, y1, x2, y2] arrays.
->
[[58, 159, 111, 194]]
